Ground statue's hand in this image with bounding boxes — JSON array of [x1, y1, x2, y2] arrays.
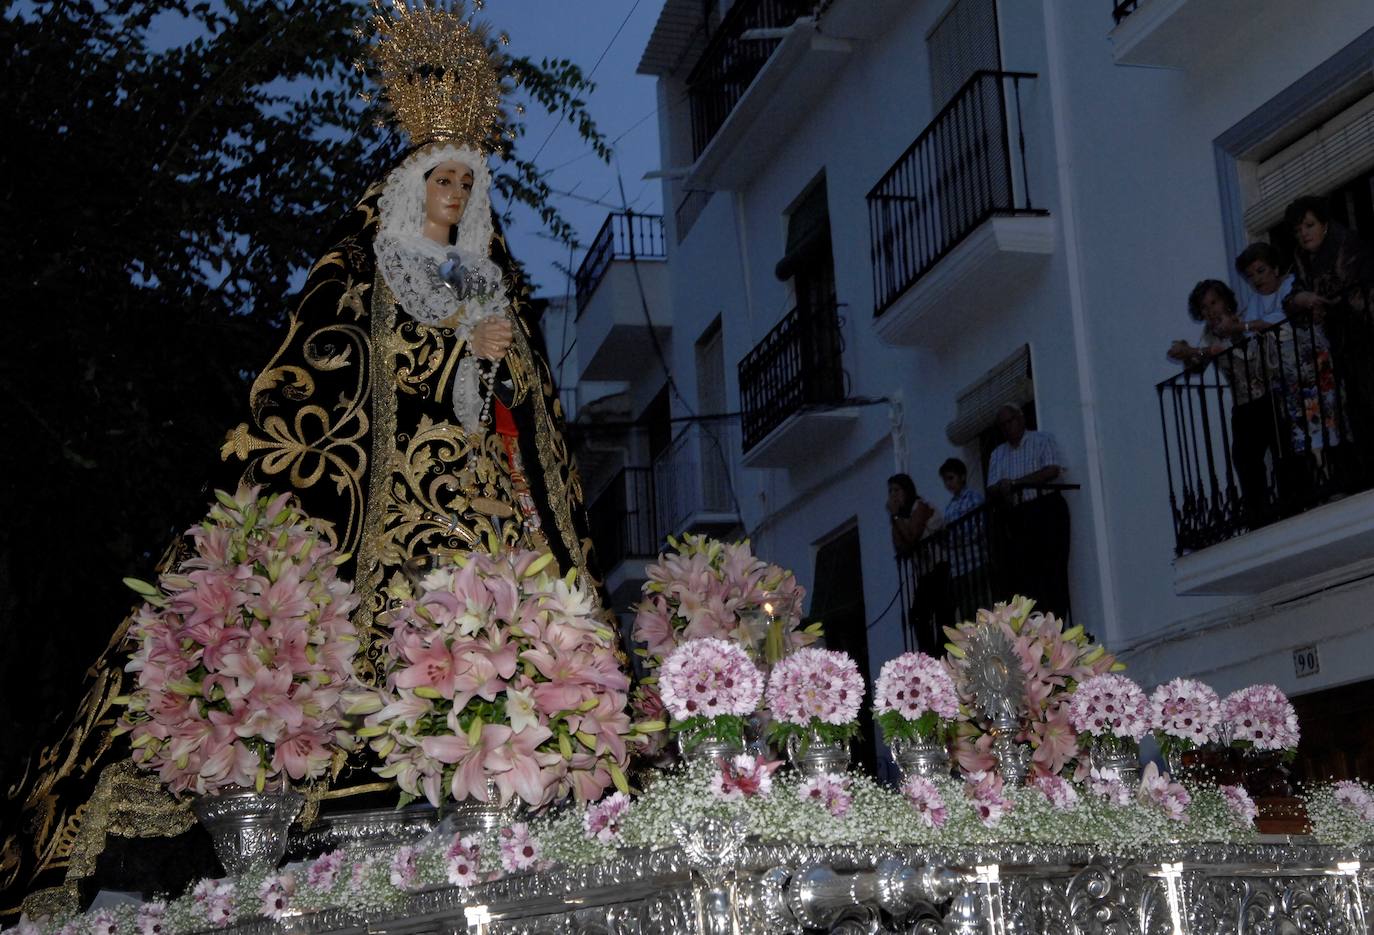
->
[[471, 315, 513, 361]]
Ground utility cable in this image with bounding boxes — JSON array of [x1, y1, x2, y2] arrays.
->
[[612, 163, 745, 528], [528, 0, 644, 166]]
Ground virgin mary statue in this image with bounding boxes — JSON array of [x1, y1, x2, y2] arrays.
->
[[2, 2, 601, 917]]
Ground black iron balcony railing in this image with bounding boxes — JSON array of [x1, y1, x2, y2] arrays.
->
[[738, 299, 846, 452], [653, 422, 740, 541], [867, 70, 1045, 319], [686, 0, 816, 159], [896, 484, 1078, 654], [574, 213, 666, 318], [1157, 315, 1372, 555], [588, 467, 658, 573], [1112, 1, 1140, 24]]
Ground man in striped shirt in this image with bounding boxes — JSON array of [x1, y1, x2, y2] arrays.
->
[[988, 405, 1071, 618]]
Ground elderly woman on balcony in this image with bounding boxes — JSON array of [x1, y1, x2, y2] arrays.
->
[[1167, 279, 1282, 523], [1283, 195, 1374, 486]]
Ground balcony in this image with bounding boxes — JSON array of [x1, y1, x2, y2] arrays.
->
[[684, 0, 851, 191], [573, 213, 670, 382], [587, 466, 660, 605], [1109, 0, 1258, 69], [653, 422, 741, 541], [866, 71, 1054, 347], [897, 485, 1078, 653], [1156, 318, 1374, 594], [738, 299, 857, 468]]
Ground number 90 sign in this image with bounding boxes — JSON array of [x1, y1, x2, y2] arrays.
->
[[1293, 645, 1320, 679]]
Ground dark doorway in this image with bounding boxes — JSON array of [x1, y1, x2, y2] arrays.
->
[[808, 525, 877, 777], [1291, 677, 1374, 784]]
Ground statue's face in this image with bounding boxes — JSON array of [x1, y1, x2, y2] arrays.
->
[[423, 161, 475, 240]]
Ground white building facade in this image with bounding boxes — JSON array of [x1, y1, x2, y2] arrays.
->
[[562, 0, 1374, 776]]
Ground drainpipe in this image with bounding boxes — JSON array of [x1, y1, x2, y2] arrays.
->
[[1042, 3, 1122, 639]]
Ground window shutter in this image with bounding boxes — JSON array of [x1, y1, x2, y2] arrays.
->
[[1243, 92, 1374, 235], [945, 345, 1033, 445]]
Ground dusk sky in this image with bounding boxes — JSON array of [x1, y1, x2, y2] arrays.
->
[[496, 1, 666, 298]]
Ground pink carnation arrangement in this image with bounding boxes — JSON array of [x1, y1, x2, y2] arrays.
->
[[1332, 780, 1374, 822], [1222, 684, 1300, 752], [1220, 784, 1259, 827], [659, 637, 764, 747], [872, 652, 961, 744], [359, 549, 644, 809], [798, 773, 852, 818], [901, 776, 949, 828], [1137, 762, 1190, 822], [964, 771, 1012, 827], [632, 534, 818, 666], [116, 487, 361, 795], [1150, 678, 1222, 760], [765, 647, 865, 749], [944, 597, 1118, 780], [583, 791, 632, 843], [1066, 674, 1150, 741], [710, 754, 781, 802]]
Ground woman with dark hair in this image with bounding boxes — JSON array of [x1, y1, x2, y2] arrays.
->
[[1283, 195, 1374, 485], [1168, 279, 1283, 520], [886, 473, 950, 654]]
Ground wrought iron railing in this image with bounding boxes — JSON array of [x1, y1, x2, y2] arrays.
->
[[574, 213, 666, 318], [1156, 315, 1370, 555], [587, 467, 658, 573], [652, 421, 740, 542], [867, 70, 1045, 319], [737, 300, 846, 452], [686, 0, 816, 159], [1111, 0, 1140, 24], [896, 484, 1078, 653]]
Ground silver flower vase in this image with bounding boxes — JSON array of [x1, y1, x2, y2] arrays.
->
[[193, 787, 305, 876], [786, 731, 851, 777], [890, 736, 949, 782], [680, 734, 744, 769], [440, 778, 525, 838], [1088, 734, 1141, 785]]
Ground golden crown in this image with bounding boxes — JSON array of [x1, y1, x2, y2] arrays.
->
[[362, 0, 514, 151]]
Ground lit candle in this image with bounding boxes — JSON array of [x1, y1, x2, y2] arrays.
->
[[763, 601, 785, 665]]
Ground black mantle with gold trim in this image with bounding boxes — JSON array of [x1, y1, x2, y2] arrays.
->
[[0, 166, 599, 919]]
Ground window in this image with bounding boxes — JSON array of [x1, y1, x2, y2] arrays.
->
[[926, 0, 1001, 109]]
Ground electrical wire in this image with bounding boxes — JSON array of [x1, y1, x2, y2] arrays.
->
[[528, 0, 644, 166], [612, 163, 745, 528]]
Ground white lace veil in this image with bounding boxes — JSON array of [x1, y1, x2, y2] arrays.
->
[[375, 143, 509, 333], [375, 143, 510, 433]]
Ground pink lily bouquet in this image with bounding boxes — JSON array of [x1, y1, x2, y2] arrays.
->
[[116, 488, 362, 795], [872, 652, 961, 745], [632, 534, 820, 668], [945, 596, 1118, 778], [764, 647, 864, 751], [356, 549, 647, 809]]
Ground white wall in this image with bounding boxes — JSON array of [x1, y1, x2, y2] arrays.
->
[[645, 0, 1374, 696]]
